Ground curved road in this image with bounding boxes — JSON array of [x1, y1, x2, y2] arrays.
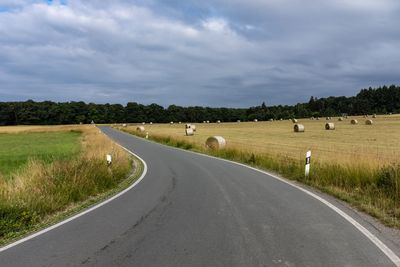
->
[[0, 126, 398, 266]]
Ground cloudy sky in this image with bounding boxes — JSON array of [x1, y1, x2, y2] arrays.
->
[[0, 0, 399, 107]]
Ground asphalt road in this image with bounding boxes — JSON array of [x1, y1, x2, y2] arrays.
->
[[0, 126, 398, 266]]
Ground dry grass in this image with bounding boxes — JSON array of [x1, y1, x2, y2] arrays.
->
[[118, 114, 400, 227], [0, 125, 131, 239], [0, 125, 83, 134], [124, 114, 400, 168]]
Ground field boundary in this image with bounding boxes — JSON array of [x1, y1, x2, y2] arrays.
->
[[0, 142, 148, 252], [118, 129, 400, 266]]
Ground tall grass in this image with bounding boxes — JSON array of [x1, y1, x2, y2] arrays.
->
[[0, 126, 132, 239], [122, 128, 400, 228]]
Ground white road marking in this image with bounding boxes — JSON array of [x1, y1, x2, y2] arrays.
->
[[0, 144, 148, 253], [132, 133, 400, 266], [11, 127, 397, 265]]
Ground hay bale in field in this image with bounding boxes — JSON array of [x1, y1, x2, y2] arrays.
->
[[203, 121, 206, 123], [365, 119, 373, 125], [237, 120, 241, 123], [185, 123, 192, 129], [254, 119, 258, 122], [326, 117, 331, 120], [179, 122, 182, 124], [206, 120, 210, 124], [325, 122, 335, 130], [338, 117, 343, 121], [170, 121, 174, 124], [142, 122, 145, 125], [310, 117, 314, 120], [122, 123, 127, 127], [316, 117, 320, 120], [351, 119, 358, 125], [291, 118, 298, 123], [217, 120, 221, 124], [294, 124, 305, 132], [191, 125, 196, 131], [185, 128, 194, 136], [137, 126, 145, 132], [389, 112, 393, 115], [372, 114, 377, 118], [280, 118, 283, 121], [269, 118, 274, 122], [150, 122, 153, 125], [206, 136, 226, 150]]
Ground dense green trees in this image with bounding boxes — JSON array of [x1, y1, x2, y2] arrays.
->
[[0, 85, 398, 125]]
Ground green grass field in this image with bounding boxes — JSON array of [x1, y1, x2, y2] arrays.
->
[[0, 125, 132, 241], [0, 132, 81, 177]]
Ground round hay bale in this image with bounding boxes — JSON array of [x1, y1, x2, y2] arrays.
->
[[280, 118, 283, 121], [294, 124, 305, 132], [206, 120, 210, 124], [185, 123, 191, 129], [325, 122, 335, 130], [206, 136, 226, 150], [338, 117, 343, 121], [150, 122, 153, 125], [254, 119, 258, 122], [291, 118, 298, 123], [217, 120, 221, 124], [351, 119, 358, 125], [203, 121, 206, 123], [269, 118, 274, 122], [237, 120, 241, 123], [191, 125, 196, 131], [365, 119, 373, 125], [142, 122, 145, 125], [170, 121, 174, 125], [179, 122, 182, 124], [137, 126, 145, 132], [122, 123, 127, 127], [389, 113, 393, 115], [185, 128, 194, 136], [372, 114, 377, 118]]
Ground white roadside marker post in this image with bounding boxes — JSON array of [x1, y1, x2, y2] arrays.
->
[[305, 150, 311, 177], [106, 154, 112, 166], [146, 132, 149, 139]]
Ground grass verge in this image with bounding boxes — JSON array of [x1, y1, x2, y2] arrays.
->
[[0, 153, 143, 247], [0, 126, 139, 244], [119, 127, 400, 228]]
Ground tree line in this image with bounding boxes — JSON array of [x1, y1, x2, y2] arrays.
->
[[0, 85, 399, 125]]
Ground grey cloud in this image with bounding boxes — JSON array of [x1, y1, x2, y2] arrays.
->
[[0, 0, 399, 107]]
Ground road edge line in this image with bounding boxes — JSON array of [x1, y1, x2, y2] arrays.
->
[[126, 132, 400, 266], [0, 144, 148, 253]]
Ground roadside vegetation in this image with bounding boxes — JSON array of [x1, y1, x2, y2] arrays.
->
[[118, 115, 400, 228], [0, 125, 133, 241]]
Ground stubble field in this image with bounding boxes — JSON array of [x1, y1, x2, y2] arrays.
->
[[120, 114, 400, 227]]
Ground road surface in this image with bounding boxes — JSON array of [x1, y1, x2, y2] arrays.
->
[[0, 126, 398, 266]]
